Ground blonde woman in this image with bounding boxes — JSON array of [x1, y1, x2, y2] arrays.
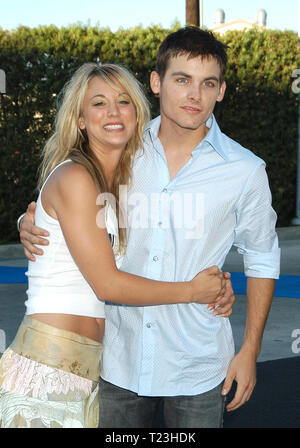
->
[[0, 63, 231, 428]]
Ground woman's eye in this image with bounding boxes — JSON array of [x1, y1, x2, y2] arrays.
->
[[94, 101, 105, 106], [119, 100, 130, 104]]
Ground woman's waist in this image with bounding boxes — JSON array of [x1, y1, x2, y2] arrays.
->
[[11, 315, 103, 381], [28, 313, 105, 343]]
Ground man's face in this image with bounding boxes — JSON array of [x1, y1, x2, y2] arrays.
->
[[150, 54, 226, 133]]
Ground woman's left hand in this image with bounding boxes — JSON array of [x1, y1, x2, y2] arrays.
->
[[208, 272, 235, 317]]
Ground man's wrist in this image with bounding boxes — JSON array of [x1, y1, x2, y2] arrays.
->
[[240, 340, 260, 360], [17, 213, 26, 232]]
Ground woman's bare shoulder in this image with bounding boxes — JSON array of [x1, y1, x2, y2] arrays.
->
[[41, 161, 98, 214], [48, 161, 95, 193]]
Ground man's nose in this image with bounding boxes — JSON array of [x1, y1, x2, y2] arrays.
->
[[187, 84, 202, 101]]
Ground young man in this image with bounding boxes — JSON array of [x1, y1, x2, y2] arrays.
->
[[19, 27, 280, 428]]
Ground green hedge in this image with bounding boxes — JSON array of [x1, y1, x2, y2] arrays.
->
[[0, 25, 298, 243]]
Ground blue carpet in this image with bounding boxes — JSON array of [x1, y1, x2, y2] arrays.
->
[[0, 266, 28, 284], [0, 266, 299, 298], [230, 272, 300, 299]]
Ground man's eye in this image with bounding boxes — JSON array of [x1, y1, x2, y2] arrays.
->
[[204, 81, 216, 87], [176, 78, 188, 84]]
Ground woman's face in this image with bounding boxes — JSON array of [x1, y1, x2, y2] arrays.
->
[[78, 76, 137, 155]]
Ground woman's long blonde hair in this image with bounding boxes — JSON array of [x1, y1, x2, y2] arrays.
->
[[38, 63, 150, 251]]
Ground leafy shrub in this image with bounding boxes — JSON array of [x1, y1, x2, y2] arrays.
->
[[0, 25, 298, 242]]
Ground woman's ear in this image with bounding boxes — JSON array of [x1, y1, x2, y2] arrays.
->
[[78, 117, 85, 130]]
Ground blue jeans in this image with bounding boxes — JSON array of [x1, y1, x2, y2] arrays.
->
[[98, 378, 226, 428]]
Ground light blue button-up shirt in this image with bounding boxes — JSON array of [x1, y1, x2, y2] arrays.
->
[[101, 114, 280, 396]]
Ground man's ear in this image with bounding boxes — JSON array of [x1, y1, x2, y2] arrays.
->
[[150, 71, 161, 96], [216, 81, 226, 103], [78, 117, 85, 130]]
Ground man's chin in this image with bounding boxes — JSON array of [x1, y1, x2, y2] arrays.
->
[[162, 114, 208, 132], [176, 121, 206, 131]]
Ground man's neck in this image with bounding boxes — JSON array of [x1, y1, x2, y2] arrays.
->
[[158, 116, 209, 156], [157, 117, 209, 180]]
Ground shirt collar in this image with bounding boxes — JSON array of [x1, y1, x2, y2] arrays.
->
[[144, 114, 229, 161], [199, 114, 229, 161], [144, 116, 161, 146]]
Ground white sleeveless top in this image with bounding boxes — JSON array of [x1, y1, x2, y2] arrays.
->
[[25, 159, 122, 318]]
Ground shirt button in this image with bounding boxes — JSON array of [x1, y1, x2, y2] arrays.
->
[[146, 323, 152, 328], [153, 256, 159, 262], [162, 188, 168, 193]]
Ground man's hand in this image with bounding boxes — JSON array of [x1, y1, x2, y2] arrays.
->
[[221, 348, 257, 412], [19, 201, 50, 261], [208, 272, 235, 317], [221, 277, 274, 411]]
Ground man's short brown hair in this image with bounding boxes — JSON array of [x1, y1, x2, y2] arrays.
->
[[156, 26, 228, 84]]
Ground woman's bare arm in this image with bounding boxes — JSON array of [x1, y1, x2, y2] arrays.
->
[[38, 162, 223, 306]]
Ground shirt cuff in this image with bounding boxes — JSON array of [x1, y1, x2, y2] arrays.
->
[[243, 248, 281, 279]]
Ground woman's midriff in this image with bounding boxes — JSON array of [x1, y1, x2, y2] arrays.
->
[[28, 314, 105, 343]]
